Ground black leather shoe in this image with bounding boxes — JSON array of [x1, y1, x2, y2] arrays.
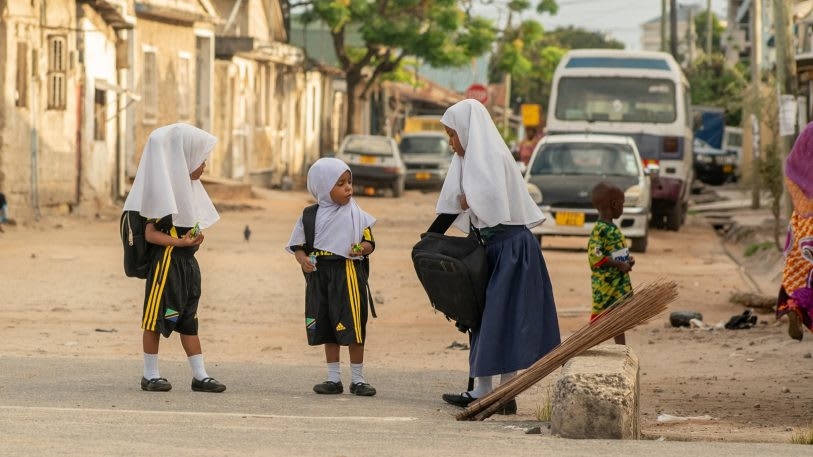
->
[[191, 377, 226, 393], [350, 382, 376, 396], [313, 380, 343, 394], [442, 392, 476, 407], [141, 377, 172, 392], [495, 399, 517, 415]]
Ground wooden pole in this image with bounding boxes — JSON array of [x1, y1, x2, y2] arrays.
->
[[670, 0, 678, 59], [751, 0, 762, 210]]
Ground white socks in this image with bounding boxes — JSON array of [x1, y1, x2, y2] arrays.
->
[[500, 371, 517, 384], [188, 354, 210, 381], [143, 353, 159, 380], [350, 363, 365, 384], [327, 362, 341, 383], [469, 375, 494, 398]]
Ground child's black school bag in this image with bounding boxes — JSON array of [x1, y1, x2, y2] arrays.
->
[[411, 214, 488, 332], [120, 211, 151, 279]]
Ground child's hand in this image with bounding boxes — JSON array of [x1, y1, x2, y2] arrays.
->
[[298, 254, 316, 273], [459, 194, 469, 211], [184, 231, 204, 246], [610, 258, 631, 273], [349, 243, 363, 257]]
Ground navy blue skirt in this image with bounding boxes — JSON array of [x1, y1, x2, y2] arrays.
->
[[469, 225, 561, 377]]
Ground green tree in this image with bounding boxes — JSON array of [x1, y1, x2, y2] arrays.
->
[[693, 10, 725, 54], [686, 54, 747, 126], [298, 0, 496, 135]]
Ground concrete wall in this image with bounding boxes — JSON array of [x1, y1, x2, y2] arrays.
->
[[551, 345, 641, 440], [0, 0, 79, 220]]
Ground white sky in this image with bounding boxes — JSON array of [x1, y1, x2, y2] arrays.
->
[[513, 0, 730, 51]]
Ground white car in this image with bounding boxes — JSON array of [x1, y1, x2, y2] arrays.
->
[[524, 134, 652, 252]]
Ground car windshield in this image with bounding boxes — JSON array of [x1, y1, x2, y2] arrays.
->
[[399, 136, 450, 155], [530, 142, 640, 177], [555, 77, 677, 123], [342, 137, 394, 156]]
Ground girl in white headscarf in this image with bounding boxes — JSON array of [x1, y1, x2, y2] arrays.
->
[[437, 100, 560, 414], [123, 123, 225, 393], [286, 158, 378, 396]]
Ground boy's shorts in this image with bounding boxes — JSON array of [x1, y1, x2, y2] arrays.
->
[[305, 256, 370, 346], [142, 247, 201, 337]]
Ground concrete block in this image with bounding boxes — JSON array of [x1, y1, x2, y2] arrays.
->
[[551, 344, 640, 440]]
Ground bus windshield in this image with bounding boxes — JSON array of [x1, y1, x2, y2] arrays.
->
[[555, 77, 676, 124]]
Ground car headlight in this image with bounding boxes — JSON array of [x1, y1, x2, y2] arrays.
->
[[624, 185, 643, 207], [695, 154, 713, 164], [527, 183, 543, 205], [721, 155, 737, 165]]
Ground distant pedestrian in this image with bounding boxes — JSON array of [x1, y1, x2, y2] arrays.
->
[[0, 191, 7, 232], [123, 123, 226, 393], [587, 181, 634, 345], [436, 99, 560, 415], [285, 158, 378, 396], [777, 122, 813, 340], [244, 225, 251, 242]]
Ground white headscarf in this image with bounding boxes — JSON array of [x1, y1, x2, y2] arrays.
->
[[437, 99, 544, 232], [285, 158, 376, 257], [123, 123, 220, 229]]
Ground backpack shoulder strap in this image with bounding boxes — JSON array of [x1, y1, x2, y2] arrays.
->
[[303, 204, 318, 252]]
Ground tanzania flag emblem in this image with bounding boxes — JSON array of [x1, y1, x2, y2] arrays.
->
[[164, 308, 179, 322], [306, 317, 316, 330]]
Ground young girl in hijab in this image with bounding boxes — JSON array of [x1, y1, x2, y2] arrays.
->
[[123, 123, 225, 393], [777, 122, 813, 340], [286, 158, 378, 396], [437, 99, 561, 413]]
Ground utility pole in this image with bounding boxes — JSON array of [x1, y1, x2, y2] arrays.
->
[[706, 0, 712, 55], [750, 0, 762, 210], [670, 0, 678, 59], [773, 0, 798, 219], [661, 0, 668, 52]]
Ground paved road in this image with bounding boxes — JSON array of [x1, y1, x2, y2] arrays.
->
[[1, 357, 808, 457]]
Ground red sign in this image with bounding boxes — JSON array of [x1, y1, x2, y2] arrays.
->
[[465, 84, 489, 104]]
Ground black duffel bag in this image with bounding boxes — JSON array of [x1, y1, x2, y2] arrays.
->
[[411, 227, 488, 332]]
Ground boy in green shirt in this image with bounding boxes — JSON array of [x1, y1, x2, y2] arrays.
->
[[587, 182, 635, 344]]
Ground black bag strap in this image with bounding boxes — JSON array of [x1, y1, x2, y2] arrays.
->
[[303, 204, 318, 252], [426, 213, 457, 234]]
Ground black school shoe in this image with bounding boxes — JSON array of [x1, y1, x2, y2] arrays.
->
[[442, 392, 476, 407], [141, 377, 172, 392], [313, 380, 343, 394], [495, 399, 518, 415], [350, 382, 377, 396], [191, 377, 226, 393]]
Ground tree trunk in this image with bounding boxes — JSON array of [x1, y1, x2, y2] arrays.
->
[[344, 74, 362, 136]]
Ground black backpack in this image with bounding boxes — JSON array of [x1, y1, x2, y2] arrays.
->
[[120, 211, 152, 279], [411, 214, 488, 332], [302, 204, 376, 317]]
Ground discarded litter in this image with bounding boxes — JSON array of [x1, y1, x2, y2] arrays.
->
[[656, 413, 715, 423], [724, 309, 757, 330], [94, 328, 118, 333]]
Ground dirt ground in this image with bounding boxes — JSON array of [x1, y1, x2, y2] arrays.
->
[[1, 185, 811, 444]]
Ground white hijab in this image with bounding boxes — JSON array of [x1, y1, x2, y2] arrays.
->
[[286, 158, 376, 257], [437, 99, 544, 232], [123, 123, 220, 229]]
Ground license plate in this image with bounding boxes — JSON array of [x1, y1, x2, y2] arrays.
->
[[415, 172, 431, 180], [359, 155, 377, 164], [723, 164, 733, 173], [555, 211, 585, 226]]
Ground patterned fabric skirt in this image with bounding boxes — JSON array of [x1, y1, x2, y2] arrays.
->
[[776, 211, 813, 332]]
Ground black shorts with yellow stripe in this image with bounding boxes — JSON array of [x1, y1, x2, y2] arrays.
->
[[305, 255, 370, 346], [142, 246, 201, 338]]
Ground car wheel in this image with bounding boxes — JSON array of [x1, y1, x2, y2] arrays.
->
[[630, 233, 648, 253], [665, 201, 681, 231], [392, 177, 405, 198]]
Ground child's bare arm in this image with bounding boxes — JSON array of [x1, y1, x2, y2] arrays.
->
[[145, 222, 203, 247], [606, 258, 632, 273]]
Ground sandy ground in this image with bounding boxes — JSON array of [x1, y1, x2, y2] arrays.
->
[[1, 185, 811, 444]]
